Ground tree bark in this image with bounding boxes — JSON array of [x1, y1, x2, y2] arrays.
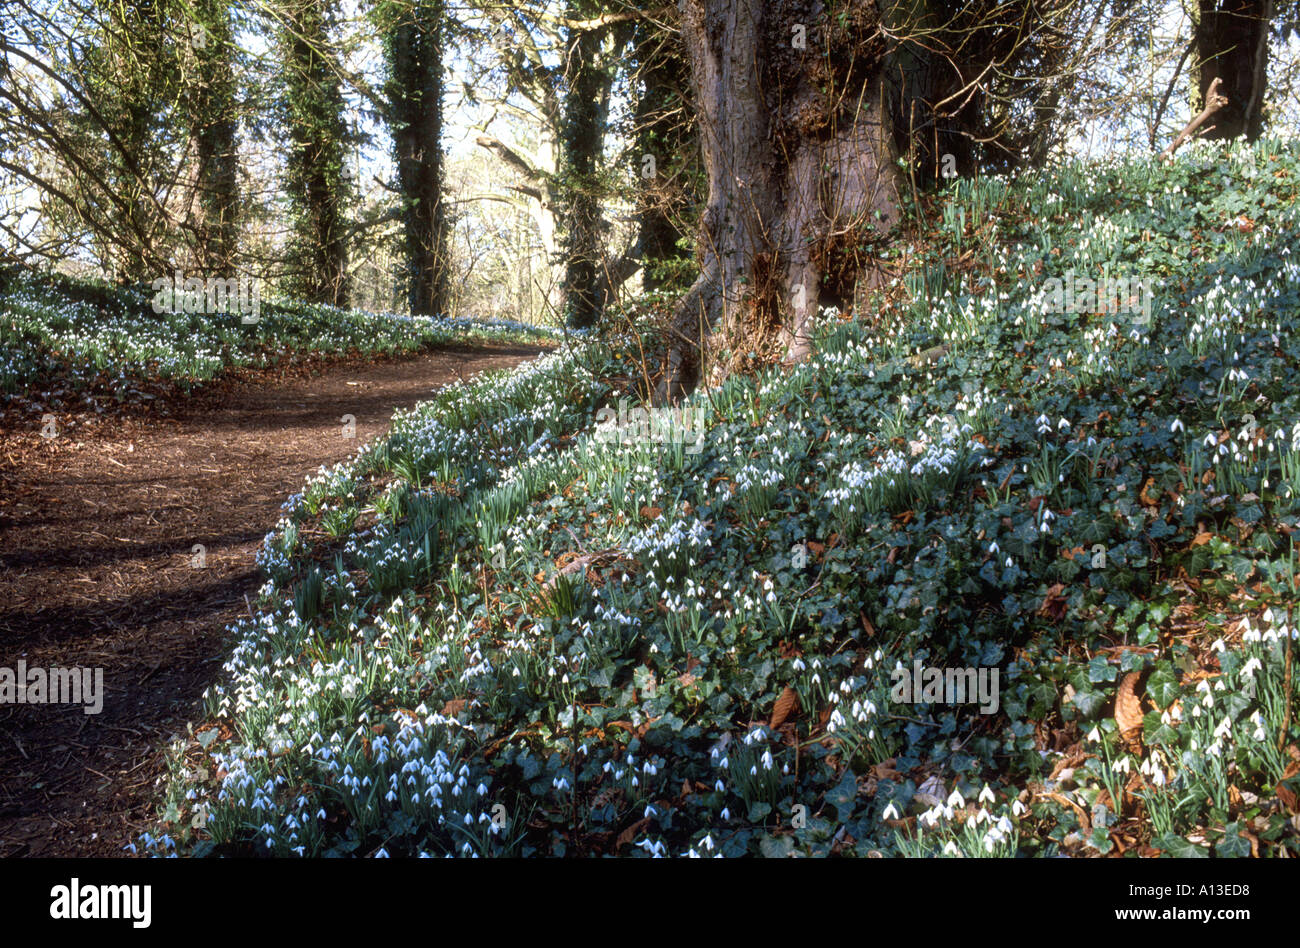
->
[[559, 1, 612, 329], [281, 0, 352, 308], [1194, 0, 1272, 142], [387, 0, 449, 317], [632, 18, 693, 292], [190, 0, 241, 276], [665, 0, 903, 399]]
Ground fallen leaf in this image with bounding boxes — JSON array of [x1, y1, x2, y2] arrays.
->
[[1140, 478, 1160, 506], [1115, 672, 1144, 750], [616, 817, 651, 851], [770, 687, 799, 729], [1038, 583, 1068, 622]]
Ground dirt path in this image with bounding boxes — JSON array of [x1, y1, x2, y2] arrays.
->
[[0, 343, 546, 856]]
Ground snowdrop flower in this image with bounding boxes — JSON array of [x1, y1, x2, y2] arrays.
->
[[882, 801, 901, 821], [978, 784, 995, 805]]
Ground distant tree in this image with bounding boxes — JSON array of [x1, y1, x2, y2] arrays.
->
[[379, 0, 449, 317], [630, 15, 694, 293], [189, 0, 242, 275], [276, 0, 353, 307]]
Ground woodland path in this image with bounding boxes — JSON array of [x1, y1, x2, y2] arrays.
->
[[0, 342, 547, 856]]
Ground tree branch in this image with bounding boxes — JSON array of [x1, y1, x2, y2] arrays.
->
[[1161, 76, 1228, 160]]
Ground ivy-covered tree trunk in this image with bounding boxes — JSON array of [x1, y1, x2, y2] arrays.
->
[[558, 3, 607, 329], [665, 0, 903, 397], [1194, 0, 1272, 142], [384, 0, 448, 317], [280, 0, 352, 307], [190, 0, 241, 275], [632, 20, 693, 293]]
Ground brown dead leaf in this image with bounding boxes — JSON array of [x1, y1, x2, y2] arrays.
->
[[616, 817, 651, 851], [639, 505, 662, 520], [1140, 477, 1160, 506], [1038, 583, 1068, 622], [1276, 754, 1300, 813], [1115, 672, 1144, 750], [1190, 531, 1213, 547], [872, 758, 903, 782], [441, 698, 468, 718], [770, 687, 799, 729]]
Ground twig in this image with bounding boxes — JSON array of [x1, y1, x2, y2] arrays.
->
[[1160, 76, 1228, 161]]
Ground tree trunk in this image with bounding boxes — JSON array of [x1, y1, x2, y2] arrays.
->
[[191, 0, 241, 276], [388, 0, 449, 317], [665, 0, 903, 398], [559, 4, 609, 329], [633, 19, 693, 292], [1194, 0, 1272, 142], [281, 0, 352, 308]]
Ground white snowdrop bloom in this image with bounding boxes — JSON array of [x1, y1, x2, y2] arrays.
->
[[882, 801, 901, 821], [978, 784, 995, 805], [946, 788, 965, 809], [1086, 726, 1101, 742], [1011, 799, 1027, 817]]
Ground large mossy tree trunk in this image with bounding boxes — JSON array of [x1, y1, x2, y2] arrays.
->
[[191, 0, 241, 276], [632, 19, 694, 294], [281, 0, 352, 308], [665, 0, 904, 399], [559, 8, 607, 330], [386, 0, 449, 317], [1194, 0, 1272, 142]]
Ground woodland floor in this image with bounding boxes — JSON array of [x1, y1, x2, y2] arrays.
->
[[0, 342, 547, 857]]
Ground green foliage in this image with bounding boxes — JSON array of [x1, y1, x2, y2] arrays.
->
[[147, 135, 1300, 858]]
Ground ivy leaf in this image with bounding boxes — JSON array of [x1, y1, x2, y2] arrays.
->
[[1153, 833, 1209, 857], [1147, 665, 1181, 709], [1215, 826, 1251, 858], [1088, 655, 1116, 683]]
